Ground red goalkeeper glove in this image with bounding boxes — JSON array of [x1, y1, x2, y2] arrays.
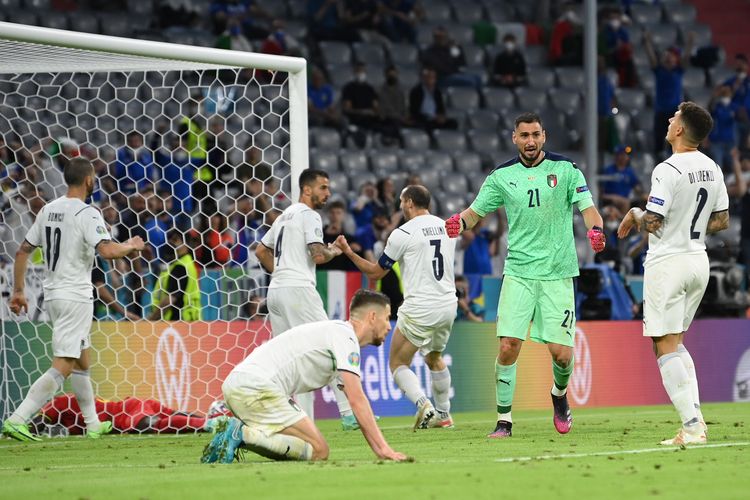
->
[[587, 226, 606, 253], [445, 213, 464, 238]]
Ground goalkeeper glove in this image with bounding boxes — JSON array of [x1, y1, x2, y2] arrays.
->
[[587, 226, 606, 253], [445, 213, 465, 238]]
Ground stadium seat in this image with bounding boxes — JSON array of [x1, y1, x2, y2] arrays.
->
[[364, 66, 385, 88], [24, 0, 49, 9], [98, 13, 131, 37], [664, 3, 696, 25], [685, 86, 712, 107], [467, 129, 501, 154], [339, 151, 370, 174], [548, 89, 581, 115], [555, 67, 585, 90], [423, 1, 453, 22], [127, 0, 153, 16], [369, 151, 399, 173], [0, 0, 20, 9], [325, 63, 352, 87], [418, 168, 441, 193], [8, 10, 38, 26], [453, 2, 484, 24], [527, 67, 556, 89], [399, 150, 424, 172], [452, 25, 476, 47], [524, 46, 549, 67], [327, 171, 349, 192], [439, 196, 462, 217], [487, 3, 518, 23], [390, 171, 409, 191], [401, 128, 431, 150], [353, 42, 386, 66], [463, 45, 487, 69], [630, 4, 663, 25], [683, 67, 707, 89], [310, 148, 339, 171], [285, 20, 308, 41], [494, 22, 526, 47], [513, 88, 548, 112], [679, 23, 712, 47], [440, 171, 469, 194], [310, 128, 342, 149], [648, 24, 679, 49], [39, 12, 69, 31], [711, 65, 735, 87], [615, 88, 647, 115], [319, 41, 352, 66], [483, 87, 516, 111], [465, 109, 499, 130], [389, 43, 419, 65], [255, 0, 288, 18], [424, 150, 455, 173], [467, 171, 487, 192], [636, 66, 655, 93], [446, 87, 480, 111], [288, 0, 306, 19], [453, 151, 483, 173], [433, 129, 467, 151]]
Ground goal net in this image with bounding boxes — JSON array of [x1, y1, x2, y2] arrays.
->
[[0, 22, 307, 434]]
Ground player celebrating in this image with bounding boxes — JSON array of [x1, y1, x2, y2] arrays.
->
[[618, 102, 729, 446], [255, 169, 355, 429], [201, 289, 408, 463], [3, 157, 144, 441], [444, 112, 606, 438], [334, 185, 457, 429]]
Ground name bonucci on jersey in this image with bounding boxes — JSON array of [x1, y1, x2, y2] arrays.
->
[[644, 151, 729, 266], [24, 196, 112, 302], [261, 203, 324, 289], [380, 214, 457, 313], [232, 320, 361, 396]]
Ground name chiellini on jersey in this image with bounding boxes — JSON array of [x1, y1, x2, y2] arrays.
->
[[377, 214, 457, 313], [644, 151, 729, 266], [24, 196, 112, 302]]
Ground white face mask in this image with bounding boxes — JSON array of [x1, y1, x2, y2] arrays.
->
[[609, 19, 621, 29], [504, 42, 516, 52], [738, 71, 748, 80], [720, 96, 732, 106], [356, 72, 366, 82]]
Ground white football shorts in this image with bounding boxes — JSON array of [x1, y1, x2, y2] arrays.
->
[[396, 303, 456, 355], [643, 252, 709, 337], [266, 286, 328, 336], [46, 299, 93, 358]]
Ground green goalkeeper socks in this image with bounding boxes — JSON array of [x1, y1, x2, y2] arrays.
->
[[495, 361, 517, 414], [552, 358, 574, 396]]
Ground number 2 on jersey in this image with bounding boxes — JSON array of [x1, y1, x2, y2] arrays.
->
[[690, 188, 708, 240], [274, 227, 285, 266], [45, 226, 62, 271], [429, 239, 445, 281]]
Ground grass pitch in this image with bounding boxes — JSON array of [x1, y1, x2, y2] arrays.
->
[[1, 403, 747, 500]]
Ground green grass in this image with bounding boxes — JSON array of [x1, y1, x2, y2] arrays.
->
[[1, 403, 748, 500]]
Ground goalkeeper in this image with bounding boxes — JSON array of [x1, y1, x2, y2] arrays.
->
[[445, 112, 605, 438]]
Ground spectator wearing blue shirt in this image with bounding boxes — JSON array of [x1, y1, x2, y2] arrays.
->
[[455, 275, 483, 322], [600, 145, 642, 214], [723, 54, 750, 146], [378, 0, 423, 44], [350, 181, 381, 229], [210, 0, 270, 39], [354, 205, 389, 263], [308, 66, 341, 127], [156, 134, 195, 229], [144, 192, 174, 265], [644, 30, 695, 156], [600, 8, 636, 87], [307, 0, 359, 42], [708, 85, 741, 171], [461, 217, 497, 299], [116, 132, 155, 195]]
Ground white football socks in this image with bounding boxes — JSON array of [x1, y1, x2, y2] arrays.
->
[[241, 426, 313, 461], [8, 367, 64, 424], [677, 344, 704, 422], [430, 368, 451, 415], [658, 352, 699, 429], [70, 369, 102, 432], [393, 365, 429, 409]]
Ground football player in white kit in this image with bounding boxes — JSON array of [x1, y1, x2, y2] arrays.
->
[[3, 157, 145, 442], [201, 289, 409, 463], [334, 185, 458, 430], [255, 169, 356, 428], [618, 102, 730, 446]]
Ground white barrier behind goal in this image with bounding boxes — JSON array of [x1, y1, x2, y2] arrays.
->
[[0, 22, 307, 429]]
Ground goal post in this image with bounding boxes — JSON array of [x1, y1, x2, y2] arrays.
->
[[0, 21, 308, 427]]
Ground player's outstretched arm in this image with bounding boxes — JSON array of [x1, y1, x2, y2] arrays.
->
[[581, 206, 606, 253], [97, 237, 145, 260], [308, 242, 342, 265], [706, 209, 730, 234], [333, 235, 389, 280], [10, 240, 35, 315], [340, 371, 408, 462], [618, 207, 664, 238], [255, 243, 274, 273], [445, 208, 482, 238]]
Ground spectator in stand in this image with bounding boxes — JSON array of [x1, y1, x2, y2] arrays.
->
[[307, 0, 358, 42], [342, 62, 391, 141], [144, 191, 175, 265], [115, 132, 154, 196], [420, 26, 481, 90], [319, 200, 361, 271], [378, 0, 423, 44], [342, 0, 384, 42], [204, 116, 233, 214], [260, 19, 299, 56], [178, 96, 208, 176], [156, 133, 195, 229], [203, 213, 235, 269], [354, 205, 390, 262], [599, 7, 636, 88], [308, 66, 341, 128], [116, 193, 149, 316], [723, 54, 750, 147], [549, 3, 583, 66], [461, 216, 497, 298], [378, 65, 407, 141], [597, 56, 618, 152], [210, 0, 271, 40], [350, 180, 380, 229], [491, 33, 527, 88], [376, 177, 397, 217], [408, 67, 458, 132], [627, 230, 649, 276], [726, 148, 750, 283], [643, 29, 695, 156], [595, 204, 625, 271], [455, 275, 483, 322], [231, 195, 264, 267], [708, 85, 741, 171], [215, 17, 254, 52], [600, 145, 643, 215], [92, 256, 140, 321], [148, 230, 202, 321]]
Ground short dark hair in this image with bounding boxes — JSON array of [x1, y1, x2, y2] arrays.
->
[[514, 112, 543, 129], [349, 289, 390, 316], [63, 157, 94, 186], [678, 101, 713, 144], [167, 229, 183, 243], [401, 185, 431, 209], [299, 169, 329, 191], [328, 199, 346, 211]]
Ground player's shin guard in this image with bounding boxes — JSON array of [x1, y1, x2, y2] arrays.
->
[[495, 361, 517, 420], [430, 368, 451, 414], [393, 365, 429, 409], [7, 367, 64, 424], [677, 344, 704, 422], [241, 427, 313, 461], [552, 358, 574, 396], [658, 353, 699, 428], [70, 369, 102, 432]]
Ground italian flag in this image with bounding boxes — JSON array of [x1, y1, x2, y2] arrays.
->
[[316, 271, 366, 320]]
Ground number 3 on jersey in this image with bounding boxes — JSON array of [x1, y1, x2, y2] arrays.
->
[[429, 239, 444, 281]]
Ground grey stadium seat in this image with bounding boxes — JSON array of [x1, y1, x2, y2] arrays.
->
[[463, 45, 487, 68], [353, 42, 386, 66], [549, 89, 581, 115], [524, 45, 549, 67], [25, 0, 49, 8], [648, 24, 679, 49], [446, 87, 480, 111], [452, 25, 475, 47], [494, 22, 526, 47], [423, 150, 455, 173], [453, 151, 482, 173], [514, 88, 548, 112], [310, 127, 341, 149], [484, 87, 516, 111], [466, 109, 499, 130], [433, 129, 467, 151], [418, 168, 441, 193], [683, 67, 707, 90], [555, 67, 585, 90], [630, 4, 663, 25], [319, 41, 352, 66], [423, 1, 453, 22], [310, 149, 340, 171], [98, 13, 131, 37], [453, 3, 484, 24], [665, 3, 696, 25], [369, 151, 399, 173], [327, 171, 350, 193], [440, 171, 469, 194], [8, 11, 38, 26], [527, 67, 556, 89], [615, 88, 647, 115], [399, 150, 424, 172], [339, 151, 371, 174], [468, 130, 501, 154], [389, 43, 419, 65], [679, 23, 711, 47], [402, 128, 431, 150], [39, 12, 69, 30]]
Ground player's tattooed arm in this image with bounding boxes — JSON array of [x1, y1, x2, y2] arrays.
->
[[308, 242, 342, 264], [706, 210, 729, 234], [619, 207, 663, 238], [641, 210, 664, 235]]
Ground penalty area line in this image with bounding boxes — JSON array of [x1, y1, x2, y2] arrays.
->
[[494, 441, 750, 463]]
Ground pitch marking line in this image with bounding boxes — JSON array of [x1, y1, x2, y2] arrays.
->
[[493, 441, 750, 463]]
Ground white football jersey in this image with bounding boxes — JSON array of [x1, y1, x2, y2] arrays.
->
[[379, 214, 457, 314], [232, 320, 361, 396], [24, 196, 112, 302], [261, 203, 324, 289], [644, 151, 729, 266]]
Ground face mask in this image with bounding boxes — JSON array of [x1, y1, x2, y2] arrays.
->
[[504, 42, 515, 52], [609, 19, 621, 29], [738, 71, 748, 80], [450, 46, 461, 58], [720, 96, 731, 106], [356, 72, 366, 82]]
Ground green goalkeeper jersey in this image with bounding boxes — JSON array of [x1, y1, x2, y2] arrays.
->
[[470, 151, 594, 280]]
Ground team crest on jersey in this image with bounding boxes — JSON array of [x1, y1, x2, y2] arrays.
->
[[348, 352, 360, 367], [547, 174, 558, 188], [96, 226, 107, 235]]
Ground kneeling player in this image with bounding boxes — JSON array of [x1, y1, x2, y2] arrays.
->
[[334, 185, 457, 430], [201, 289, 408, 463]]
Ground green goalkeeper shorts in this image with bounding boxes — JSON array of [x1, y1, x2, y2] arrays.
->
[[496, 275, 576, 347]]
